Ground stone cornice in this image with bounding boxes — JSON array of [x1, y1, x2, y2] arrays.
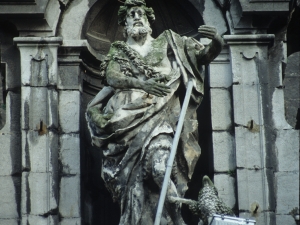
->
[[14, 37, 63, 46]]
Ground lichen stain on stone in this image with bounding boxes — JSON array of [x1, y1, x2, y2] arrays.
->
[[247, 120, 260, 133]]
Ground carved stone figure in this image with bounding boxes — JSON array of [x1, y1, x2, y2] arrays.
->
[[86, 0, 224, 224]]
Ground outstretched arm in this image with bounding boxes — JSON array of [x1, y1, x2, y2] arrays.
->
[[196, 25, 224, 65], [106, 60, 171, 97]]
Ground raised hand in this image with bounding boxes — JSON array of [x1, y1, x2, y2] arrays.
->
[[198, 25, 218, 40], [142, 76, 171, 97]]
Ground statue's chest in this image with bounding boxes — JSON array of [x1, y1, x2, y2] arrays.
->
[[143, 37, 169, 67]]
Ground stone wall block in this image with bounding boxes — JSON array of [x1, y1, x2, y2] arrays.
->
[[0, 133, 21, 176], [275, 129, 299, 172], [210, 89, 232, 130], [21, 87, 58, 130], [60, 218, 81, 225], [276, 215, 297, 225], [212, 131, 236, 172], [237, 169, 272, 211], [0, 92, 21, 175], [232, 84, 262, 127], [275, 171, 299, 214], [22, 215, 58, 225], [25, 172, 58, 215], [59, 134, 80, 175], [235, 127, 264, 169], [58, 64, 81, 90], [214, 174, 236, 208], [0, 219, 19, 225], [209, 63, 232, 88], [0, 176, 19, 218], [21, 87, 48, 130], [18, 43, 60, 87], [239, 212, 276, 225], [48, 89, 58, 129], [59, 175, 80, 218], [58, 91, 80, 133], [6, 91, 21, 132], [230, 48, 262, 85], [272, 88, 293, 129], [19, 46, 39, 86], [25, 131, 58, 173]]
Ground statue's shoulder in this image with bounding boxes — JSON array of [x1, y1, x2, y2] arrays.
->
[[108, 41, 127, 55]]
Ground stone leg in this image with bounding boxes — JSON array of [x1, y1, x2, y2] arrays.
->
[[150, 135, 186, 225]]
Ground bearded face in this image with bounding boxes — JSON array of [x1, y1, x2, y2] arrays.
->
[[124, 6, 152, 38]]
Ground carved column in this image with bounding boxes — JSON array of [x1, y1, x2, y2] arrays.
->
[[14, 37, 62, 224], [224, 34, 276, 224]]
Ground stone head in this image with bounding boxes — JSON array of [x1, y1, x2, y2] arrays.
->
[[118, 0, 155, 27]]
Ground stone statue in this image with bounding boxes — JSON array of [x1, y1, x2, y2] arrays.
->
[[86, 0, 224, 224]]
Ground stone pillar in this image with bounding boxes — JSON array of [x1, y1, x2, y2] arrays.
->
[[209, 46, 237, 210], [14, 37, 62, 224], [57, 40, 84, 225], [224, 34, 275, 224]]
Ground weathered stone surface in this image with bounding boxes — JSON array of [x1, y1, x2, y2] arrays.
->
[[59, 134, 80, 175], [58, 91, 80, 133], [0, 219, 19, 225], [59, 176, 80, 218], [22, 172, 58, 215], [60, 218, 81, 225], [210, 89, 232, 131], [239, 212, 276, 225], [58, 65, 81, 90], [21, 87, 58, 130], [214, 174, 236, 208], [58, 0, 91, 40], [275, 171, 299, 214], [272, 88, 293, 129], [209, 63, 232, 88], [202, 0, 227, 35], [275, 129, 299, 172], [284, 52, 300, 127], [22, 215, 58, 225], [5, 91, 21, 133], [276, 215, 297, 225], [22, 131, 58, 173], [0, 176, 18, 218], [232, 84, 262, 127], [235, 127, 264, 169], [237, 169, 272, 211], [15, 37, 62, 86], [0, 134, 15, 175], [212, 131, 235, 172]]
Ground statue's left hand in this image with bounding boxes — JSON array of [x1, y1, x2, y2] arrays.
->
[[198, 25, 218, 40]]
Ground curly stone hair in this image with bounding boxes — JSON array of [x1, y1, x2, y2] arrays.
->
[[118, 0, 155, 26]]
